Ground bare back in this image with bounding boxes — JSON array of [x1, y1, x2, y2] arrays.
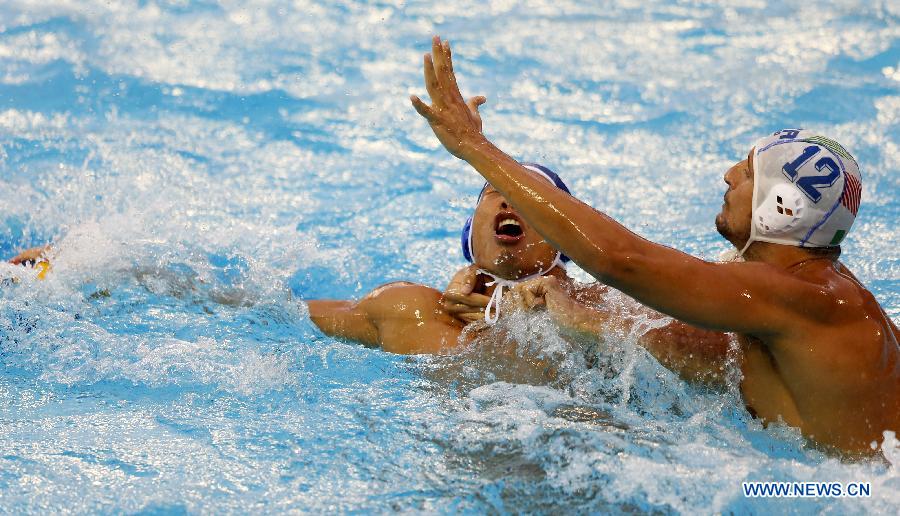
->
[[739, 262, 900, 454]]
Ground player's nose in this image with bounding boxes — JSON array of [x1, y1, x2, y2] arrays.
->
[[723, 166, 737, 187]]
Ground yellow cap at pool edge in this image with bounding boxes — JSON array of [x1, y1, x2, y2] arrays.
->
[[35, 260, 51, 280]]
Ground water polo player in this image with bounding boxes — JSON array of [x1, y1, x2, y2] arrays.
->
[[411, 36, 898, 455], [306, 163, 580, 354], [4, 245, 52, 281]]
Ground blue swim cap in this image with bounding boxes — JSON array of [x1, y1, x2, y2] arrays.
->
[[461, 162, 572, 263]]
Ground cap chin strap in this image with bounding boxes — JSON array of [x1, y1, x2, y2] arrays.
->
[[477, 253, 566, 324], [738, 234, 755, 258]]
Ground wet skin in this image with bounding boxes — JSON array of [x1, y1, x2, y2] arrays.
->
[[306, 175, 568, 355], [720, 156, 900, 455], [410, 36, 899, 455]]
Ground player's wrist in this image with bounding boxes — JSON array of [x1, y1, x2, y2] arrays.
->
[[456, 131, 493, 162]]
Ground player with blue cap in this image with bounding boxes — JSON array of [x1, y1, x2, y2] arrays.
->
[[460, 163, 572, 323], [306, 160, 580, 354]]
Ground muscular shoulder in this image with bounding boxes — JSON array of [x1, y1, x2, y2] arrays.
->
[[785, 263, 887, 331], [358, 281, 445, 320], [819, 265, 877, 318]]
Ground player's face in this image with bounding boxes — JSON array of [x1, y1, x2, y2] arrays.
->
[[470, 183, 560, 280], [716, 148, 755, 247]]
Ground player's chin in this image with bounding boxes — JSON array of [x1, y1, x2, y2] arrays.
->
[[715, 212, 729, 238]]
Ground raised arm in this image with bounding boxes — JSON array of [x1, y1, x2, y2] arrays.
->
[[410, 37, 816, 336]]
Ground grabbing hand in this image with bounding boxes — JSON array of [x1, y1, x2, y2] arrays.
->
[[504, 276, 568, 313], [411, 36, 487, 159], [9, 245, 50, 265], [441, 264, 490, 324]]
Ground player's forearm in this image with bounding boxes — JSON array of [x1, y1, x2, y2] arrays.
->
[[460, 138, 647, 283], [554, 296, 735, 386], [456, 138, 784, 335], [545, 290, 634, 344], [307, 300, 354, 336], [307, 300, 378, 345], [637, 323, 733, 387], [551, 306, 607, 342], [549, 285, 733, 386]]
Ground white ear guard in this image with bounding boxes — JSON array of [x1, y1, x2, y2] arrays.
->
[[739, 129, 861, 256], [756, 183, 806, 235]]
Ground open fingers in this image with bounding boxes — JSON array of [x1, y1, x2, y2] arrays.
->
[[457, 312, 484, 324], [431, 36, 445, 80], [431, 36, 466, 106], [444, 287, 474, 301], [423, 53, 440, 104], [442, 40, 467, 107], [445, 280, 473, 297], [466, 96, 487, 112], [410, 95, 434, 120], [445, 264, 478, 296], [441, 40, 460, 91], [443, 293, 490, 308], [442, 303, 484, 315], [465, 95, 486, 132]]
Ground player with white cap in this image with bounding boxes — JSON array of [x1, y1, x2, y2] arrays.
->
[[739, 128, 862, 254], [412, 36, 898, 456]]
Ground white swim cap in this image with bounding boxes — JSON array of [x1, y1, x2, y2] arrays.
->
[[739, 129, 862, 256]]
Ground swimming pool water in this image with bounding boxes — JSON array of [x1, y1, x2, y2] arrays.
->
[[1, 0, 898, 513]]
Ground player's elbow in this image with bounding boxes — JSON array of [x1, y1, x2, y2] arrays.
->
[[306, 300, 351, 336]]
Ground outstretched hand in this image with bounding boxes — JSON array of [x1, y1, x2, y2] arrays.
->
[[411, 36, 487, 159]]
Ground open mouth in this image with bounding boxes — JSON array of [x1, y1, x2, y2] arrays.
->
[[494, 212, 524, 243]]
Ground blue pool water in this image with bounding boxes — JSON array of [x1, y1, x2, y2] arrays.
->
[[1, 1, 898, 513]]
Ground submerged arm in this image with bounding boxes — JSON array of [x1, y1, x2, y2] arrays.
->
[[509, 277, 735, 386], [638, 321, 735, 387]]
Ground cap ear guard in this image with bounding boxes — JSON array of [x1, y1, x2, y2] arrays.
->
[[756, 184, 806, 235], [461, 216, 474, 262]]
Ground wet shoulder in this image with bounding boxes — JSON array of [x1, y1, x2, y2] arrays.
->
[[358, 282, 446, 320], [788, 262, 877, 324]]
